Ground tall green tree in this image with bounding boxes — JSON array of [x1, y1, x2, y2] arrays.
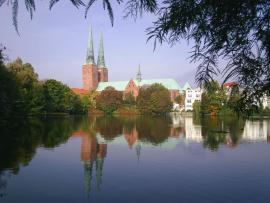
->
[[43, 79, 82, 113], [7, 58, 45, 114], [123, 92, 136, 106], [201, 81, 227, 115], [96, 87, 123, 114], [137, 83, 172, 115], [227, 85, 241, 112], [0, 57, 20, 117]]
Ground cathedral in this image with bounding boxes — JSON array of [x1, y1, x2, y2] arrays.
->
[[73, 28, 193, 101]]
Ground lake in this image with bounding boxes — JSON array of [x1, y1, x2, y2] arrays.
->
[[0, 115, 270, 203]]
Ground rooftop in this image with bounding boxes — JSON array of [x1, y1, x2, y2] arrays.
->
[[71, 88, 89, 96], [96, 78, 186, 92]]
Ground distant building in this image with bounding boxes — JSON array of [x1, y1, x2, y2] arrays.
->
[[72, 28, 202, 107], [184, 87, 202, 111]]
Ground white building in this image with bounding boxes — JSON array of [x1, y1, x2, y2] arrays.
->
[[184, 88, 202, 111]]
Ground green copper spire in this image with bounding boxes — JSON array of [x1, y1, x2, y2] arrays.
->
[[86, 28, 95, 65], [97, 33, 106, 68], [136, 65, 142, 82]]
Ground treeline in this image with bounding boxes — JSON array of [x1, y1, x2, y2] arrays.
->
[[0, 56, 173, 118], [92, 84, 173, 115], [193, 81, 270, 116], [0, 57, 87, 118]]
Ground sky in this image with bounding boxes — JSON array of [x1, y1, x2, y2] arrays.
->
[[0, 1, 198, 88]]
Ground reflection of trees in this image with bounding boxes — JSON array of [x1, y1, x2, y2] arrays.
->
[[93, 116, 173, 145], [200, 116, 245, 150], [0, 171, 8, 198], [0, 116, 83, 187], [136, 116, 172, 145], [94, 116, 123, 140]]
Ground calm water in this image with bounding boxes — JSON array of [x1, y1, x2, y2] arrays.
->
[[0, 115, 270, 203]]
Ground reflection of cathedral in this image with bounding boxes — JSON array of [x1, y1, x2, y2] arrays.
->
[[123, 127, 138, 149], [73, 132, 107, 198]]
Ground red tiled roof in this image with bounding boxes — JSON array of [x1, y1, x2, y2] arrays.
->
[[71, 88, 88, 96], [223, 82, 238, 88], [72, 130, 88, 137]]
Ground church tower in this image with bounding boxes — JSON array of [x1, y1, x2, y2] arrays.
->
[[82, 28, 98, 90], [97, 33, 108, 82], [82, 29, 108, 90]]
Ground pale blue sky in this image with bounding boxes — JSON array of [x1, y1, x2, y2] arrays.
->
[[0, 1, 198, 88]]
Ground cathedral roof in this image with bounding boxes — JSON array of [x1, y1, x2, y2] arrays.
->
[[96, 78, 182, 91], [96, 81, 129, 91]]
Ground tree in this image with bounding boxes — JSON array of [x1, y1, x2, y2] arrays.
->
[[96, 87, 123, 114], [7, 58, 44, 114], [137, 83, 172, 115], [43, 79, 82, 113], [227, 85, 241, 112], [0, 57, 20, 117], [123, 92, 136, 106], [174, 94, 184, 106], [201, 81, 227, 115], [192, 100, 201, 116]]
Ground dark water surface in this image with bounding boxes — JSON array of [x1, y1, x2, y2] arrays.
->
[[0, 115, 270, 203]]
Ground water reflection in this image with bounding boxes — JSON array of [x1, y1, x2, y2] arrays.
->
[[70, 115, 270, 198], [0, 116, 82, 198], [73, 130, 107, 198], [0, 115, 269, 200]]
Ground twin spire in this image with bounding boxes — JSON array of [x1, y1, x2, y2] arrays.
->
[[86, 28, 106, 68]]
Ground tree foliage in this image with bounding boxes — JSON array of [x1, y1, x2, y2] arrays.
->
[[174, 94, 184, 105], [43, 79, 83, 113], [200, 81, 227, 115], [137, 83, 172, 115], [7, 58, 44, 114], [0, 56, 85, 118], [96, 87, 123, 114], [0, 57, 20, 117], [123, 92, 136, 106]]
